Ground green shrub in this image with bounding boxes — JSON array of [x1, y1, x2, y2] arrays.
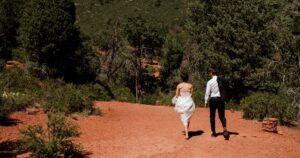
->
[[241, 92, 298, 125], [0, 70, 102, 116], [11, 48, 27, 61], [141, 92, 159, 105], [43, 82, 95, 115], [0, 59, 5, 71], [77, 83, 111, 101], [0, 70, 41, 117], [193, 88, 205, 107], [26, 62, 52, 79], [141, 89, 203, 106], [159, 92, 174, 106], [0, 70, 41, 93], [268, 94, 298, 125], [241, 92, 269, 120], [225, 102, 241, 111], [20, 112, 83, 158], [0, 91, 34, 117], [111, 85, 135, 103]]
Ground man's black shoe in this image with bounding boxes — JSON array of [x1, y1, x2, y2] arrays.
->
[[211, 133, 217, 137], [223, 131, 229, 140]]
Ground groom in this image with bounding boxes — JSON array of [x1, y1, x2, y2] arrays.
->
[[205, 68, 229, 139]]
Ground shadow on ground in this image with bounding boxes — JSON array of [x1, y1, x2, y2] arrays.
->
[[0, 140, 92, 158], [0, 117, 22, 126], [215, 131, 239, 140], [0, 140, 23, 158], [182, 130, 204, 139]]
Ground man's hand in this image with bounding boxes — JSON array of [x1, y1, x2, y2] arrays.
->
[[205, 103, 209, 108]]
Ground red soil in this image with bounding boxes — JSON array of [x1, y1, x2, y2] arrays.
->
[[1, 101, 300, 158]]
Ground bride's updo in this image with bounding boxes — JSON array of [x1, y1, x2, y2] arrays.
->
[[180, 72, 189, 82]]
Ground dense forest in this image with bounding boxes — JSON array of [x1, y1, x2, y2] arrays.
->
[[0, 0, 300, 123]]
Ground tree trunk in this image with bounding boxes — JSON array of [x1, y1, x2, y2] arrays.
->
[[135, 56, 139, 102]]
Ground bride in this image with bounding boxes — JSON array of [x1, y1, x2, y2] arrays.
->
[[173, 72, 195, 139]]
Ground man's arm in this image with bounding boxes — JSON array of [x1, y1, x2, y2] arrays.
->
[[204, 82, 210, 108]]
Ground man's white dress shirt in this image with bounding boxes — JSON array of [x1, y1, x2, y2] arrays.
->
[[205, 76, 221, 104]]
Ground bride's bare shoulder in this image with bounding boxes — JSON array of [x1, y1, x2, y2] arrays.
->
[[186, 82, 193, 87]]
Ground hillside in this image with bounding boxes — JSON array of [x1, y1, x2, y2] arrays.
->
[[74, 0, 187, 35]]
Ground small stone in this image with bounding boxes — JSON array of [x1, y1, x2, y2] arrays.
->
[[277, 130, 284, 135], [26, 107, 39, 115]]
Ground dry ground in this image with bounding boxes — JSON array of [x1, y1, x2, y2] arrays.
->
[[1, 101, 300, 158]]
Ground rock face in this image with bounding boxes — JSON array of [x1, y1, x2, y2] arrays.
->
[[262, 118, 278, 133], [5, 60, 24, 69]]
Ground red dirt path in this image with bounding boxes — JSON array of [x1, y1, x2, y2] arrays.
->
[[1, 101, 300, 158]]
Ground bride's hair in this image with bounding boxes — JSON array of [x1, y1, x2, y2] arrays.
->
[[180, 72, 189, 82]]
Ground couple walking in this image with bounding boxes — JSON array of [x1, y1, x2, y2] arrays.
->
[[173, 69, 229, 140]]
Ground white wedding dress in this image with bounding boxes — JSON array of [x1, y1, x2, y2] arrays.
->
[[173, 92, 195, 127]]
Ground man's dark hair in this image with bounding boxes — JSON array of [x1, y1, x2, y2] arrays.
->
[[180, 72, 189, 82], [209, 68, 217, 75]]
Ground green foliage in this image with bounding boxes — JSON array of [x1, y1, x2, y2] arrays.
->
[[225, 102, 241, 111], [19, 0, 78, 63], [141, 93, 159, 105], [158, 92, 174, 106], [241, 92, 269, 120], [125, 15, 166, 58], [192, 88, 205, 107], [19, 0, 98, 82], [11, 48, 27, 61], [110, 84, 135, 103], [0, 58, 5, 71], [0, 70, 40, 117], [124, 14, 166, 101], [0, 69, 103, 117], [43, 81, 96, 115], [20, 112, 83, 158], [160, 33, 186, 91], [77, 83, 111, 101], [0, 91, 33, 118], [74, 0, 187, 36], [0, 0, 23, 59], [92, 19, 130, 83], [186, 0, 300, 102], [241, 92, 298, 125]]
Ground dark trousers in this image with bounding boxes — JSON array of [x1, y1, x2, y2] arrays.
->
[[209, 97, 227, 133]]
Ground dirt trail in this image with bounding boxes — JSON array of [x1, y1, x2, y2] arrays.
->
[[1, 101, 300, 158]]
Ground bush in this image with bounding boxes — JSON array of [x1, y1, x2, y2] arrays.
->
[[141, 90, 161, 105], [225, 102, 241, 111], [20, 112, 83, 158], [0, 91, 33, 117], [43, 81, 96, 115], [0, 70, 41, 93], [0, 70, 102, 116], [111, 85, 136, 103], [241, 92, 299, 125], [141, 89, 177, 106], [0, 70, 40, 117], [268, 94, 299, 125], [158, 92, 174, 106], [141, 88, 204, 106], [193, 88, 205, 107], [11, 48, 27, 61], [77, 83, 111, 101], [0, 59, 5, 71]]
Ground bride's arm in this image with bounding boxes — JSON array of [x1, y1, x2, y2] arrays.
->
[[176, 84, 180, 97], [190, 85, 193, 97]]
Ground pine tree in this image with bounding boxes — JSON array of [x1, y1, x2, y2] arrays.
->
[[0, 0, 23, 59], [186, 0, 299, 101], [19, 0, 97, 82]]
